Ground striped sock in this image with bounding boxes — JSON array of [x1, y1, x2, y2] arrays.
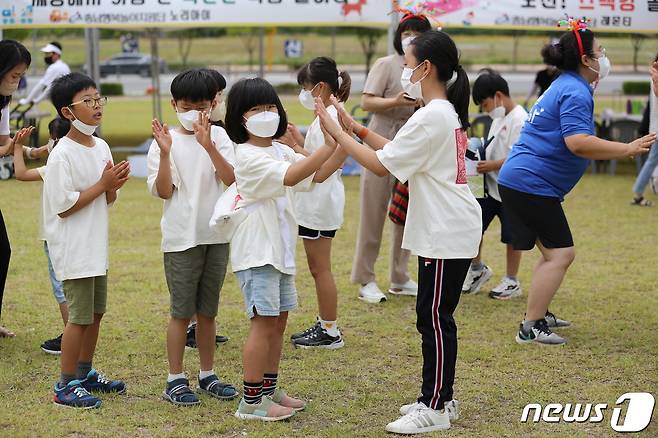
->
[[262, 373, 278, 397], [243, 381, 263, 405]]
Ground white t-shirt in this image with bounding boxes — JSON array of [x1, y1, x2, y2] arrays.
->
[[0, 106, 10, 136], [484, 105, 527, 201], [25, 59, 71, 104], [146, 126, 236, 252], [375, 99, 482, 260], [231, 142, 314, 275], [37, 166, 47, 241], [43, 136, 114, 281], [294, 106, 344, 230]]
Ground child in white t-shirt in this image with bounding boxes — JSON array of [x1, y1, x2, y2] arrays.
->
[[282, 57, 351, 350], [462, 70, 528, 299], [45, 73, 130, 409], [147, 69, 238, 407], [316, 31, 482, 434], [225, 77, 345, 422], [12, 117, 71, 355]]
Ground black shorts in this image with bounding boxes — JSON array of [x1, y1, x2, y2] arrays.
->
[[498, 185, 574, 251], [477, 196, 512, 244], [298, 225, 337, 240]]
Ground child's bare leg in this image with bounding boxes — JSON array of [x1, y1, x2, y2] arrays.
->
[[61, 323, 86, 380], [196, 313, 215, 372], [59, 303, 69, 326], [304, 239, 337, 321], [167, 317, 190, 374], [78, 313, 102, 364]]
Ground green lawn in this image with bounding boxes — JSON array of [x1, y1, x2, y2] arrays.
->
[[0, 172, 657, 437], [14, 32, 658, 72]]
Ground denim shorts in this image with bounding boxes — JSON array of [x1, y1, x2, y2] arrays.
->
[[235, 265, 297, 319], [44, 241, 65, 305]]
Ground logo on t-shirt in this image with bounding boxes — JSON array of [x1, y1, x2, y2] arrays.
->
[[455, 128, 468, 184]]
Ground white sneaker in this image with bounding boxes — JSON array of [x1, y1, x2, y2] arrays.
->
[[385, 403, 450, 434], [399, 399, 459, 421], [358, 282, 387, 304], [461, 265, 493, 295], [389, 279, 418, 296], [488, 277, 522, 300]]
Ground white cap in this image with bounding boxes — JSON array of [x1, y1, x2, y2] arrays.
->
[[40, 43, 62, 55]]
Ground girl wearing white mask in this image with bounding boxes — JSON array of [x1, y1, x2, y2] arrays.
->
[[282, 57, 351, 350], [203, 68, 228, 128], [316, 30, 481, 434], [225, 78, 345, 421], [352, 12, 431, 305], [0, 39, 31, 338], [498, 20, 656, 346]]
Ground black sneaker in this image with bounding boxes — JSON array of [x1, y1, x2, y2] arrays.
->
[[41, 333, 63, 355], [293, 326, 344, 350], [515, 319, 566, 345], [545, 311, 571, 328], [185, 323, 229, 349], [290, 321, 320, 341]]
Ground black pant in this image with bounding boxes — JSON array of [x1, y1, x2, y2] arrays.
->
[[0, 210, 10, 319], [416, 257, 471, 410]]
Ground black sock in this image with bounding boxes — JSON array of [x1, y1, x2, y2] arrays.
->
[[76, 361, 92, 380], [262, 373, 278, 397], [243, 381, 263, 405]]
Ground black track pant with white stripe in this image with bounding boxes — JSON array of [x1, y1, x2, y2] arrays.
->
[[416, 257, 471, 411]]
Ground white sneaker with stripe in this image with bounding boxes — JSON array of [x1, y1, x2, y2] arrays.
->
[[385, 402, 450, 434], [399, 399, 459, 421]]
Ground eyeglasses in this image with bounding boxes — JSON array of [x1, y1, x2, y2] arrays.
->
[[69, 96, 108, 108]]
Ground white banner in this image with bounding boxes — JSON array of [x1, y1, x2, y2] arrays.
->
[[0, 0, 656, 31]]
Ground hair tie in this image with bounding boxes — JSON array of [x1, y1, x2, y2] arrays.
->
[[447, 72, 457, 88], [337, 74, 343, 88]]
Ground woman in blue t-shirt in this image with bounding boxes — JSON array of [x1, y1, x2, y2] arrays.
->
[[498, 24, 656, 346]]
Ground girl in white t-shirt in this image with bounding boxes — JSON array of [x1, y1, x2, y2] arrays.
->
[[280, 57, 351, 350], [316, 31, 482, 435], [224, 78, 345, 422]]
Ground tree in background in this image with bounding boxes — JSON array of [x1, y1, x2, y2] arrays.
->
[[630, 34, 646, 72], [227, 27, 260, 71], [355, 28, 384, 75]]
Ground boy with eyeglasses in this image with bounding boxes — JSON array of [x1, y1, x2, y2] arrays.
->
[[45, 73, 130, 409]]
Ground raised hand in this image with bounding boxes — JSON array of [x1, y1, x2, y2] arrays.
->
[[100, 160, 131, 191], [193, 111, 213, 151], [12, 126, 34, 150], [329, 95, 358, 136], [627, 132, 657, 158], [152, 119, 172, 155], [315, 97, 343, 140]]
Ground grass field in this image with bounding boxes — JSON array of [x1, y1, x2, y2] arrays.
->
[[0, 171, 657, 437], [15, 33, 658, 72]]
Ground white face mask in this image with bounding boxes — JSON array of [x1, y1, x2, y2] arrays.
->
[[46, 138, 56, 153], [587, 53, 611, 82], [244, 111, 280, 138], [487, 96, 506, 120], [176, 108, 200, 131], [210, 100, 226, 122], [401, 36, 415, 54], [400, 62, 427, 100], [0, 81, 19, 96], [298, 83, 319, 111], [68, 110, 98, 136]]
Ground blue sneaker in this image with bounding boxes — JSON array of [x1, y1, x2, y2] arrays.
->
[[53, 380, 102, 409], [81, 369, 126, 394], [197, 374, 238, 400], [162, 378, 200, 406]]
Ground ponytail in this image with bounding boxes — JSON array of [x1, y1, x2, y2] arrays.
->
[[447, 65, 470, 130], [411, 30, 470, 130]]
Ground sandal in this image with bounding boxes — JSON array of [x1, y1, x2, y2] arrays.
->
[[630, 197, 653, 207]]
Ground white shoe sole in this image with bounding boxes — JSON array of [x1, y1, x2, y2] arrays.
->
[[388, 288, 417, 296], [234, 410, 295, 421], [294, 339, 345, 350], [515, 334, 566, 346], [53, 400, 102, 409], [358, 295, 387, 304], [489, 289, 522, 300], [385, 423, 450, 434], [41, 347, 62, 355]]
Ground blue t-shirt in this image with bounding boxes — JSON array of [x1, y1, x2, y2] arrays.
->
[[498, 71, 594, 200]]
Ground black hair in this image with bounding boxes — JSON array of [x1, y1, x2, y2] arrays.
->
[[48, 117, 70, 140], [49, 41, 62, 51], [202, 68, 227, 94], [0, 40, 31, 112], [170, 68, 217, 103], [297, 56, 351, 102], [225, 77, 287, 144], [472, 69, 510, 105], [50, 72, 97, 119], [409, 30, 470, 129], [393, 15, 432, 56], [541, 29, 595, 72]]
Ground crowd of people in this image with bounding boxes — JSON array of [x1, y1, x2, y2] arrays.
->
[[0, 13, 656, 435]]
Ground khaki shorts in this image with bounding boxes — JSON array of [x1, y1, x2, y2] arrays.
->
[[164, 243, 229, 320], [63, 275, 107, 325]]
